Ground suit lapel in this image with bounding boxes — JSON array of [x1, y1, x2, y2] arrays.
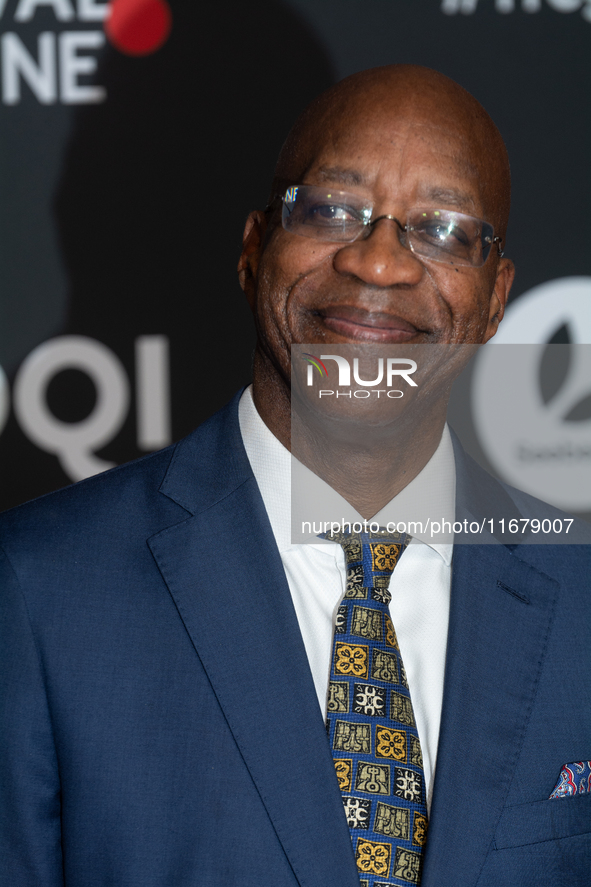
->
[[148, 399, 359, 887], [421, 455, 559, 885]]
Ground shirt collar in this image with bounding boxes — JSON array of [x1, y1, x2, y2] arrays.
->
[[239, 385, 454, 564]]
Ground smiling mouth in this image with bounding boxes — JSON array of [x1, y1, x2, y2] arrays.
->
[[315, 306, 421, 343]]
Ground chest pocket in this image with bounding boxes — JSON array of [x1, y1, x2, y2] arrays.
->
[[494, 792, 591, 849]]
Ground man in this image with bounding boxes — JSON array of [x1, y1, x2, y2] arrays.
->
[[1, 66, 589, 887]]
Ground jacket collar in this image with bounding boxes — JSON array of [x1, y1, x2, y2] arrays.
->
[[158, 390, 252, 516]]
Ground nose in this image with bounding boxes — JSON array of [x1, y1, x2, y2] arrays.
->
[[333, 216, 424, 287]]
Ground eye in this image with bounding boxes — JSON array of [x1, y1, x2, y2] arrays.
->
[[417, 219, 469, 246], [282, 186, 372, 242], [307, 201, 363, 225]]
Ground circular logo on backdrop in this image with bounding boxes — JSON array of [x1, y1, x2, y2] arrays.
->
[[484, 277, 591, 345], [472, 277, 591, 512]]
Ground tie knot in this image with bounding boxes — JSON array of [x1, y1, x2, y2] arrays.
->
[[323, 529, 409, 598]]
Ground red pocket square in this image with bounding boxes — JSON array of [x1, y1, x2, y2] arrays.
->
[[549, 761, 591, 798]]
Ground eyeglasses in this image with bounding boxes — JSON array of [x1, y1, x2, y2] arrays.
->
[[275, 185, 503, 267]]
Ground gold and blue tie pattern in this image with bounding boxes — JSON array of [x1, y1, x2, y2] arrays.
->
[[325, 529, 428, 886]]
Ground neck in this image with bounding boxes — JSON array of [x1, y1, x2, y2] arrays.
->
[[252, 349, 449, 519]]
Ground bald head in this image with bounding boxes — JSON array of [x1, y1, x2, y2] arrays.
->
[[272, 65, 510, 237]]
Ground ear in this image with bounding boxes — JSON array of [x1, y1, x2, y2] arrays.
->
[[238, 210, 267, 309], [483, 257, 515, 343]]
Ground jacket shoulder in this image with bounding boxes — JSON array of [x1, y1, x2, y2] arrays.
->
[[0, 391, 247, 548], [0, 445, 183, 574]]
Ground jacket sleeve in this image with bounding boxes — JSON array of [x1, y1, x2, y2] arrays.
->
[[0, 545, 64, 887]]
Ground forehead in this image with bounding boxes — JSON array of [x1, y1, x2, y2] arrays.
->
[[302, 113, 486, 216]]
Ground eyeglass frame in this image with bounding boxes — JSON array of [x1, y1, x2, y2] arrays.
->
[[265, 186, 505, 265]]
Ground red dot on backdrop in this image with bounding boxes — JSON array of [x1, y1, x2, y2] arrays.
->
[[105, 0, 172, 57]]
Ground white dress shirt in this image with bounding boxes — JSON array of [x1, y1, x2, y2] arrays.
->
[[238, 385, 455, 812]]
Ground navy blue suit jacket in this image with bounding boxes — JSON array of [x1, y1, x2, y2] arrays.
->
[[1, 393, 590, 886]]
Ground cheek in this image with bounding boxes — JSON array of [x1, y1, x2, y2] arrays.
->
[[436, 270, 494, 339], [257, 237, 335, 317], [266, 224, 340, 275], [450, 281, 488, 314], [251, 242, 325, 351]]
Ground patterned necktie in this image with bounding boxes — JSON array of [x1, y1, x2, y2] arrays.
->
[[325, 529, 428, 887]]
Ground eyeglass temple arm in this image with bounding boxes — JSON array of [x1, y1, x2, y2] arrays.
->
[[492, 235, 504, 258], [264, 194, 284, 213]]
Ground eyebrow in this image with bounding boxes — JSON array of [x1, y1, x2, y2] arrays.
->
[[417, 186, 478, 212], [314, 166, 369, 187]]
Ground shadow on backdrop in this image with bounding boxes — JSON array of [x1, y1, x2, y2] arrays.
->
[[52, 0, 334, 470]]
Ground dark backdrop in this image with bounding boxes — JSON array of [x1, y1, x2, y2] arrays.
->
[[1, 0, 589, 512]]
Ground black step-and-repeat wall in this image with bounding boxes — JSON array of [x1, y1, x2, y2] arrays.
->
[[1, 0, 590, 516]]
